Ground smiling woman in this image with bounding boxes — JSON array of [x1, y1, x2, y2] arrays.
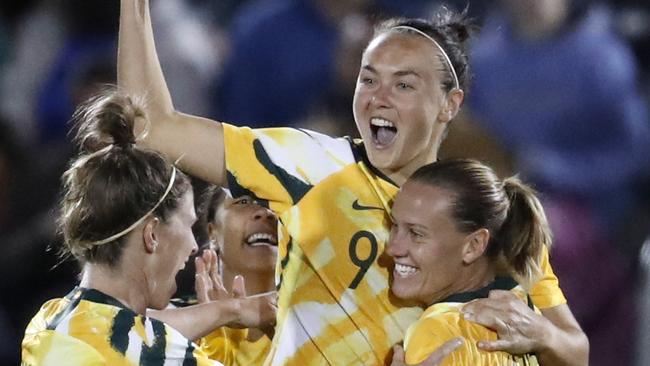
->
[[194, 187, 277, 366], [388, 159, 552, 365], [118, 0, 588, 364]]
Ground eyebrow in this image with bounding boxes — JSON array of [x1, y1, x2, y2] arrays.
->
[[361, 65, 422, 79], [394, 70, 422, 78]]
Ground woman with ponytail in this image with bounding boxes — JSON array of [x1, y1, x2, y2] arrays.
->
[[387, 159, 568, 365], [21, 89, 275, 366]]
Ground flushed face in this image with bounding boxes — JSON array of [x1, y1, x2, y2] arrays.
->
[[387, 181, 468, 306], [352, 31, 449, 174]]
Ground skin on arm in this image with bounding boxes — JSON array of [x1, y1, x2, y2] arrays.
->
[[118, 0, 226, 185], [462, 290, 589, 366], [148, 292, 277, 341]]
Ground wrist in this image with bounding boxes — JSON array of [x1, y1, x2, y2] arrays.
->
[[225, 298, 244, 327], [534, 313, 557, 356]]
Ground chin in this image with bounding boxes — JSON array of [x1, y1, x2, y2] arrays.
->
[[366, 149, 396, 170], [390, 284, 412, 301]]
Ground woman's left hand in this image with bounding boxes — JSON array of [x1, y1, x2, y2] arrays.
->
[[461, 290, 550, 355]]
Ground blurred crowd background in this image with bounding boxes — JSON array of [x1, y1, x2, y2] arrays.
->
[[0, 0, 649, 365]]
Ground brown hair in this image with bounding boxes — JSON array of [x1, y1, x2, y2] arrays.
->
[[373, 7, 475, 93], [59, 88, 191, 266], [408, 159, 552, 288]]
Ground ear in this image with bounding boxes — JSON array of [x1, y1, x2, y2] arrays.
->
[[437, 89, 465, 123], [206, 221, 223, 251], [461, 228, 489, 265], [142, 217, 160, 254]]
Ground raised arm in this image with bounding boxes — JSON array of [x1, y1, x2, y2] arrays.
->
[[118, 0, 226, 185]]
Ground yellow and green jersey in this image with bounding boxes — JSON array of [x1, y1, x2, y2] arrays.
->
[[21, 287, 221, 366], [200, 327, 271, 366], [223, 124, 566, 365], [404, 277, 539, 366]]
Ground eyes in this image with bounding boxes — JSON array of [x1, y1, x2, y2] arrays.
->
[[234, 196, 258, 206], [390, 222, 424, 239], [232, 196, 259, 206], [397, 82, 414, 90], [360, 77, 374, 86], [409, 228, 424, 238], [358, 76, 415, 91]]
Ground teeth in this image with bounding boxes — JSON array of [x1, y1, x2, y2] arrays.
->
[[246, 233, 277, 246], [370, 118, 395, 128], [394, 263, 418, 277]]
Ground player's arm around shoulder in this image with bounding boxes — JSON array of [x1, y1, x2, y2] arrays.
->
[[462, 291, 588, 366]]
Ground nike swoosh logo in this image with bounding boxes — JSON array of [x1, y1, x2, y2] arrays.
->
[[352, 199, 384, 211]]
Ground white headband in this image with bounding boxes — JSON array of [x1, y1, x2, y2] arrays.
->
[[392, 26, 460, 90], [82, 166, 177, 247]]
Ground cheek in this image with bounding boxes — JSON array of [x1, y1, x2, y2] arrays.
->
[[352, 90, 368, 119]]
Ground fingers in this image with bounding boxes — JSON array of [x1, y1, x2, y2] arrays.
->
[[208, 251, 221, 289], [232, 275, 247, 299], [423, 337, 463, 365], [390, 345, 406, 366], [195, 255, 206, 275], [461, 291, 527, 330], [202, 249, 214, 275], [195, 271, 208, 304], [476, 339, 513, 352]]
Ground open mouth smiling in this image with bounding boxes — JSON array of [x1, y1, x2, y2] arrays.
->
[[245, 232, 278, 247], [370, 117, 398, 148]]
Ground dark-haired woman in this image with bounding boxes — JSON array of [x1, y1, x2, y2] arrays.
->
[[21, 91, 275, 365], [388, 159, 553, 365], [192, 187, 277, 366], [118, 0, 587, 364]]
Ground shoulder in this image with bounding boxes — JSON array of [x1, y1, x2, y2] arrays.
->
[[22, 329, 107, 366], [404, 305, 463, 363], [224, 124, 356, 175]]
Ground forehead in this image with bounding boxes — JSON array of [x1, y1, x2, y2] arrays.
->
[[363, 32, 443, 74], [393, 182, 453, 223]]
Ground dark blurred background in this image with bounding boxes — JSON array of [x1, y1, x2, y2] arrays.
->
[[0, 0, 649, 365]]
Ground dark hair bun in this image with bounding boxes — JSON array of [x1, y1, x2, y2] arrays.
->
[[71, 87, 146, 153], [434, 6, 474, 43]]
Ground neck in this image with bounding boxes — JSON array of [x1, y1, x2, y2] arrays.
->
[[80, 263, 149, 314], [428, 258, 495, 306], [383, 141, 439, 187], [222, 266, 275, 296]]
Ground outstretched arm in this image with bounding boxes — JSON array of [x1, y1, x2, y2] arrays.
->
[[148, 293, 277, 341], [462, 290, 589, 366], [118, 0, 226, 185]]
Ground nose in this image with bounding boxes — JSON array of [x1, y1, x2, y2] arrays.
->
[[386, 227, 407, 258], [253, 206, 277, 223], [369, 85, 390, 108], [189, 235, 199, 256]]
